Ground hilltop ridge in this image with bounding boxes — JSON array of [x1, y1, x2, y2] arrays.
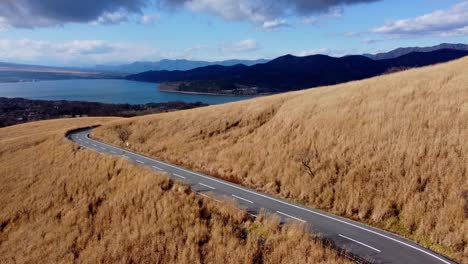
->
[[127, 49, 468, 94]]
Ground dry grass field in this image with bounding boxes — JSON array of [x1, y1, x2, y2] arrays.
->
[[94, 57, 468, 262], [0, 118, 350, 263]]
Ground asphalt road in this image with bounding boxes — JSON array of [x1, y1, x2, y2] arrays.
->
[[68, 128, 456, 264]]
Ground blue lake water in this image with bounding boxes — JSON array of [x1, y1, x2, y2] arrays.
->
[[0, 79, 254, 105]]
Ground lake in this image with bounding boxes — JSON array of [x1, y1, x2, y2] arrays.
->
[[0, 79, 255, 105]]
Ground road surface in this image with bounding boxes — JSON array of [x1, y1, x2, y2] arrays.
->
[[68, 128, 456, 264]]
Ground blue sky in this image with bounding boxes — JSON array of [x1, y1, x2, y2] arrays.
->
[[0, 0, 467, 66]]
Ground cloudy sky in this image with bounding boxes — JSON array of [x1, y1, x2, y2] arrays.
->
[[0, 0, 467, 66]]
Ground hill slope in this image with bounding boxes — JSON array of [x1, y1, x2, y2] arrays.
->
[[96, 57, 468, 262], [0, 118, 349, 264], [127, 49, 468, 93]]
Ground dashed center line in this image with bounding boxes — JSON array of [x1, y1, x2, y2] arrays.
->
[[110, 150, 117, 154], [173, 173, 186, 179], [276, 211, 306, 223], [92, 144, 97, 147], [199, 183, 215, 189], [152, 165, 163, 170], [232, 194, 253, 204], [136, 160, 145, 164], [339, 234, 381, 253], [100, 147, 106, 150]]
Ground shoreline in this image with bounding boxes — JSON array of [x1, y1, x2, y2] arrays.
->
[[158, 88, 266, 97], [0, 97, 208, 128]]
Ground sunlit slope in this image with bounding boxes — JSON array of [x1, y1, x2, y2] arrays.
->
[[0, 118, 349, 264], [94, 57, 468, 262]]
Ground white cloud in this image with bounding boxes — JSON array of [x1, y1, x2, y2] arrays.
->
[[220, 39, 259, 53], [0, 0, 379, 29], [0, 0, 147, 28], [301, 16, 318, 25], [0, 17, 9, 31], [90, 12, 160, 26], [327, 6, 343, 18], [140, 13, 161, 25], [373, 1, 468, 36], [258, 19, 290, 32], [162, 0, 378, 31], [183, 45, 209, 53], [166, 0, 377, 22], [90, 11, 128, 25], [161, 41, 262, 60], [0, 38, 156, 64], [185, 0, 267, 23], [0, 37, 262, 65], [160, 45, 209, 59]]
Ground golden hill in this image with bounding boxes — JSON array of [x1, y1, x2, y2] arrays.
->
[[93, 57, 468, 262], [0, 118, 349, 263]]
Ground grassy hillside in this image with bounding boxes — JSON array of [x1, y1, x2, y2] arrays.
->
[[0, 118, 349, 263], [94, 57, 468, 262]]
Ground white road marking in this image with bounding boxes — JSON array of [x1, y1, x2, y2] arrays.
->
[[339, 234, 381, 253], [232, 194, 253, 204], [199, 183, 215, 189], [152, 165, 163, 170], [73, 132, 452, 264], [136, 160, 145, 164], [151, 159, 450, 264], [80, 145, 94, 151], [100, 147, 106, 150], [92, 144, 97, 147], [276, 211, 306, 223], [111, 151, 117, 154], [173, 173, 186, 179]]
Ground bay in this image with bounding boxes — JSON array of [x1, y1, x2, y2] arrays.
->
[[0, 79, 254, 105]]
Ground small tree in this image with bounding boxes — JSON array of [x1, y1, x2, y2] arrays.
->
[[297, 145, 320, 178], [115, 125, 131, 143]]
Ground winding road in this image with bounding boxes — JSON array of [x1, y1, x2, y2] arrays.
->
[[68, 128, 456, 264]]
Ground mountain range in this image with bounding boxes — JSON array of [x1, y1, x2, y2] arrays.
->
[[0, 62, 119, 83], [364, 43, 468, 60], [92, 43, 468, 74], [127, 49, 468, 94], [92, 59, 269, 73], [0, 43, 467, 85]]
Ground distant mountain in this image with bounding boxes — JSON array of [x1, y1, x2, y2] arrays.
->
[[127, 49, 468, 94], [0, 62, 120, 83], [366, 43, 468, 60], [93, 59, 269, 73]]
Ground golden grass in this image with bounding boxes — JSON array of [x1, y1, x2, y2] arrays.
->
[[0, 118, 349, 263], [94, 57, 468, 262]]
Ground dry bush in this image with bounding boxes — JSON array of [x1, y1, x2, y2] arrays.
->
[[94, 57, 468, 262], [115, 124, 131, 143], [0, 118, 349, 264]]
